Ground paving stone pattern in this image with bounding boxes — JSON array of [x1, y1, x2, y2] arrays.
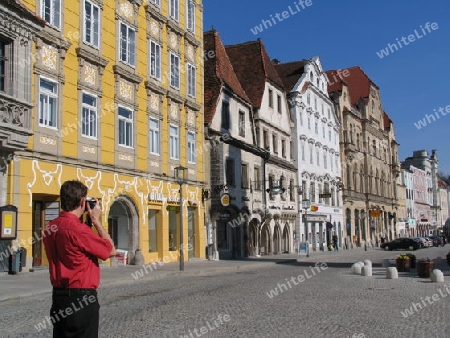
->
[[1, 247, 450, 337]]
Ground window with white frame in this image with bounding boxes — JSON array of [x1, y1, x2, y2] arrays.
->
[[169, 124, 179, 159], [322, 126, 325, 138], [330, 154, 334, 171], [84, 0, 100, 48], [150, 40, 161, 79], [241, 163, 249, 189], [39, 77, 58, 128], [169, 0, 179, 21], [149, 117, 160, 155], [238, 111, 245, 137], [186, 0, 195, 32], [315, 121, 318, 134], [170, 53, 180, 89], [268, 88, 273, 108], [323, 152, 327, 169], [118, 106, 133, 147], [187, 63, 196, 97], [272, 134, 278, 154], [277, 94, 282, 113], [301, 143, 305, 161], [149, 0, 160, 7], [81, 93, 97, 138], [187, 131, 196, 163], [41, 0, 61, 29], [307, 117, 311, 130], [316, 149, 320, 165], [309, 145, 313, 164], [119, 22, 136, 66]]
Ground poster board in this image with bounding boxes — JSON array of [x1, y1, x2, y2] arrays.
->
[[297, 241, 309, 257], [0, 205, 17, 240]]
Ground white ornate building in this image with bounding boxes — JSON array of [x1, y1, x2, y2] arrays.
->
[[226, 39, 298, 256], [275, 56, 343, 251]]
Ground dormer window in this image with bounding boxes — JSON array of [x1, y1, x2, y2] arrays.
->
[[310, 71, 314, 82]]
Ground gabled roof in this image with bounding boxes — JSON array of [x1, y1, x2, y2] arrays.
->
[[3, 0, 46, 26], [326, 66, 379, 106], [325, 70, 347, 93], [273, 60, 306, 92], [225, 39, 285, 108], [203, 30, 251, 125]]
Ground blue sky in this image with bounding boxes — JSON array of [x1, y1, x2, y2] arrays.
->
[[203, 0, 450, 174]]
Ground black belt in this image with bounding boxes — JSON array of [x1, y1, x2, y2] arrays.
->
[[53, 288, 97, 296]]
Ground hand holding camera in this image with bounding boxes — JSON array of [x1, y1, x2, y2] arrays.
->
[[85, 197, 101, 227]]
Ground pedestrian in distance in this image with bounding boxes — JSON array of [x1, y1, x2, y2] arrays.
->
[[332, 234, 338, 251], [43, 180, 116, 338]]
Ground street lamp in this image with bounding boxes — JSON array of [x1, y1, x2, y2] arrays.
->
[[174, 166, 187, 271], [302, 199, 311, 242]]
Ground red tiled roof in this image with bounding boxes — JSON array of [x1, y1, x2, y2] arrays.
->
[[383, 111, 393, 130], [438, 180, 448, 188], [225, 39, 285, 108], [273, 60, 306, 92], [203, 30, 251, 125], [326, 66, 379, 106], [325, 70, 346, 93]]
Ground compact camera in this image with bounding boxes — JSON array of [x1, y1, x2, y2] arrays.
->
[[85, 197, 97, 210]]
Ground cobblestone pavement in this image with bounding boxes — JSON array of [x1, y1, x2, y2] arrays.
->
[[2, 247, 450, 338]]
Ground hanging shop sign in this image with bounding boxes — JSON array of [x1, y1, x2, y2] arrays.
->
[[220, 193, 230, 207]]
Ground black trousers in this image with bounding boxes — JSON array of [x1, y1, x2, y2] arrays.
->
[[50, 289, 100, 338]]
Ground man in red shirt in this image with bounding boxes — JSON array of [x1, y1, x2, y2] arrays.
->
[[43, 180, 115, 338]]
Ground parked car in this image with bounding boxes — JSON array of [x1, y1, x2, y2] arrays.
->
[[430, 236, 444, 247], [413, 237, 426, 248], [423, 237, 433, 247], [380, 238, 420, 251]]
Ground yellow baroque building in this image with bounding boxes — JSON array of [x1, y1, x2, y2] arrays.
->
[[6, 0, 205, 268]]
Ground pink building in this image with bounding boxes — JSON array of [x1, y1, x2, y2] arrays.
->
[[411, 166, 431, 235]]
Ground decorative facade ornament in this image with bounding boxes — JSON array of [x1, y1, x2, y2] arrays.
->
[[119, 80, 133, 100], [187, 45, 194, 60], [41, 45, 58, 70], [150, 94, 159, 111], [170, 33, 178, 49], [84, 64, 97, 85], [187, 110, 195, 126], [150, 20, 159, 36], [0, 98, 27, 127], [119, 1, 134, 19], [170, 104, 178, 119]]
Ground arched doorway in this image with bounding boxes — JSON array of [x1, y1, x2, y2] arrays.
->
[[273, 224, 281, 254], [282, 224, 290, 253], [260, 223, 270, 255], [108, 196, 139, 264], [248, 219, 259, 256]]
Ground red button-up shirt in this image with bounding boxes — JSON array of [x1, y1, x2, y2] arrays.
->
[[43, 212, 113, 289]]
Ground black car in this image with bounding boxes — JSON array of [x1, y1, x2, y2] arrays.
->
[[380, 238, 420, 251]]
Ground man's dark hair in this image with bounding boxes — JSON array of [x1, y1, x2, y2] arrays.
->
[[60, 180, 88, 211]]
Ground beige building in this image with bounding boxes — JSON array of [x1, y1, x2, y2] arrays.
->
[[439, 180, 449, 227], [326, 67, 400, 247], [396, 171, 407, 237]]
